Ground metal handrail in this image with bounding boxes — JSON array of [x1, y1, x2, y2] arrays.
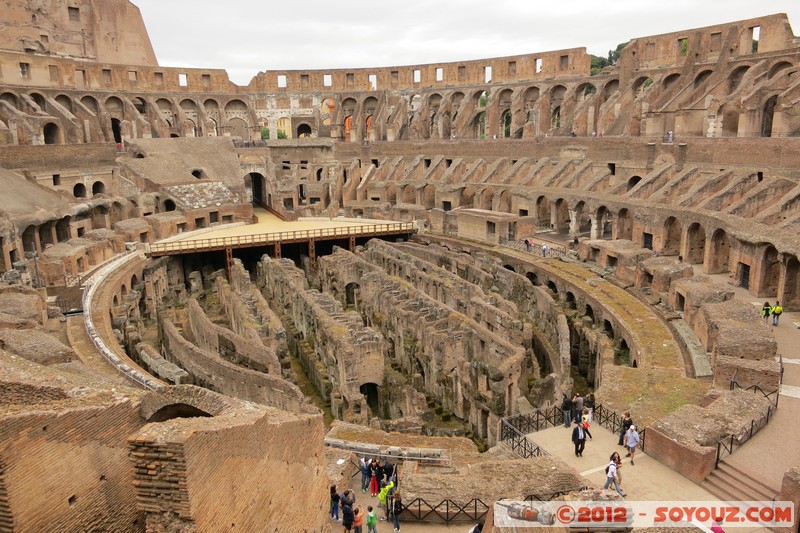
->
[[715, 403, 776, 467], [149, 222, 415, 254], [401, 497, 490, 523]]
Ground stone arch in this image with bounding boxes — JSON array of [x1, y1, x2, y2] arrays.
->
[[80, 95, 99, 114], [131, 97, 147, 115], [553, 198, 569, 230], [584, 303, 595, 321], [595, 205, 611, 239], [297, 123, 312, 138], [663, 73, 681, 91], [536, 196, 550, 224], [632, 76, 653, 96], [501, 109, 513, 138], [523, 86, 540, 108], [22, 225, 36, 253], [0, 92, 20, 110], [627, 175, 642, 191], [693, 70, 713, 89], [768, 61, 792, 79], [229, 117, 249, 140], [345, 282, 360, 307], [526, 271, 539, 286], [478, 188, 493, 210], [600, 80, 619, 103], [38, 221, 54, 247], [421, 184, 436, 209], [163, 199, 176, 212], [43, 123, 60, 145], [55, 217, 71, 242], [30, 92, 47, 110], [401, 185, 416, 204], [246, 172, 266, 206], [92, 181, 106, 196], [105, 96, 124, 119], [616, 208, 633, 240], [497, 190, 512, 213], [473, 111, 486, 139], [73, 183, 87, 198], [662, 216, 682, 256], [147, 404, 213, 423], [565, 291, 577, 309], [761, 95, 778, 138], [576, 82, 596, 99], [727, 65, 750, 93], [782, 255, 800, 308], [685, 222, 706, 264], [721, 105, 740, 137], [706, 228, 730, 274], [547, 280, 558, 294], [760, 245, 780, 297], [55, 94, 73, 112]]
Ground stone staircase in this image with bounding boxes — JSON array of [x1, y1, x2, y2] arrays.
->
[[701, 459, 780, 502]]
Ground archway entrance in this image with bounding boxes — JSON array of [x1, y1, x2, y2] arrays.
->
[[111, 118, 122, 144]]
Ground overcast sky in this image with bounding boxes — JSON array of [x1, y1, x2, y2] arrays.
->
[[133, 1, 800, 86]]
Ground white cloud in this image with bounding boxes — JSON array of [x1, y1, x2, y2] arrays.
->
[[134, 0, 800, 85]]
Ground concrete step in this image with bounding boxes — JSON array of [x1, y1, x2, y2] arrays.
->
[[701, 460, 779, 502]]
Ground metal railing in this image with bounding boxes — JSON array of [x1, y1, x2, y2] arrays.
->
[[500, 418, 550, 458], [504, 404, 562, 433], [148, 222, 415, 255], [401, 497, 489, 523], [590, 404, 646, 451], [715, 402, 776, 467], [500, 237, 567, 258]]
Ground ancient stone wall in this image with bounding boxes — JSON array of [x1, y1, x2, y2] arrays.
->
[[160, 318, 309, 413], [129, 386, 330, 532]]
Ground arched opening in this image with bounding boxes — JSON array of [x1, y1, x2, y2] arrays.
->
[[110, 118, 122, 144], [663, 73, 681, 91], [43, 123, 60, 145], [80, 95, 99, 114], [191, 169, 203, 179], [92, 181, 105, 196], [38, 222, 54, 247], [627, 176, 642, 191], [662, 217, 682, 256], [761, 95, 777, 138], [616, 209, 633, 241], [603, 320, 615, 339], [503, 264, 516, 272], [760, 246, 780, 297], [22, 226, 36, 253], [501, 109, 512, 138], [0, 92, 20, 110], [73, 183, 87, 198], [536, 196, 550, 225], [551, 106, 561, 129], [721, 107, 740, 137], [685, 223, 706, 264], [164, 199, 176, 212], [474, 111, 486, 139], [547, 280, 558, 294], [694, 70, 713, 89], [526, 272, 540, 286], [783, 255, 800, 308], [345, 282, 359, 308], [55, 218, 71, 242], [727, 66, 750, 93], [585, 304, 595, 321], [359, 383, 380, 414], [707, 229, 730, 274], [565, 292, 576, 310], [247, 172, 266, 206], [147, 403, 213, 423], [616, 339, 631, 366], [297, 124, 312, 138]]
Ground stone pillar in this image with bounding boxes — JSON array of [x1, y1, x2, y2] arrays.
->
[[569, 209, 580, 237], [774, 467, 800, 533], [590, 216, 600, 240]]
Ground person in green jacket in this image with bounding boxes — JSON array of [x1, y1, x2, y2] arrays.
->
[[365, 505, 378, 533], [378, 480, 395, 522], [772, 301, 783, 326]]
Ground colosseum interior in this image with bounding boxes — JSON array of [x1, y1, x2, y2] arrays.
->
[[1, 1, 800, 531]]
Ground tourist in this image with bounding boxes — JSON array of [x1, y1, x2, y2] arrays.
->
[[573, 393, 584, 425], [366, 505, 378, 533], [624, 425, 641, 465], [562, 393, 573, 427], [353, 505, 364, 533], [383, 459, 395, 485], [603, 453, 626, 496], [342, 500, 355, 532], [378, 480, 395, 521], [376, 460, 386, 488], [772, 301, 783, 326], [392, 492, 404, 532], [572, 421, 587, 457], [611, 451, 623, 486], [361, 457, 371, 494], [581, 409, 593, 440], [761, 301, 772, 324], [585, 393, 595, 423], [331, 485, 341, 521], [618, 412, 633, 446], [370, 459, 380, 496], [542, 243, 549, 257], [524, 238, 531, 252]]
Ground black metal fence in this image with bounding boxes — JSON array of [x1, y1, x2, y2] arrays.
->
[[715, 402, 776, 467], [589, 404, 646, 451], [500, 418, 550, 459], [501, 237, 567, 258], [401, 497, 489, 523]]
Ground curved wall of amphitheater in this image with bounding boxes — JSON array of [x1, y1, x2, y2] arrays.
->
[[1, 2, 799, 530]]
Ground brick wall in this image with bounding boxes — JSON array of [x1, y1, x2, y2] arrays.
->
[[644, 426, 716, 483], [2, 400, 145, 531]]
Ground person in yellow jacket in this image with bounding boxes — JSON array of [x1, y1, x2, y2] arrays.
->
[[378, 480, 395, 523], [772, 301, 783, 326], [761, 301, 772, 324]]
